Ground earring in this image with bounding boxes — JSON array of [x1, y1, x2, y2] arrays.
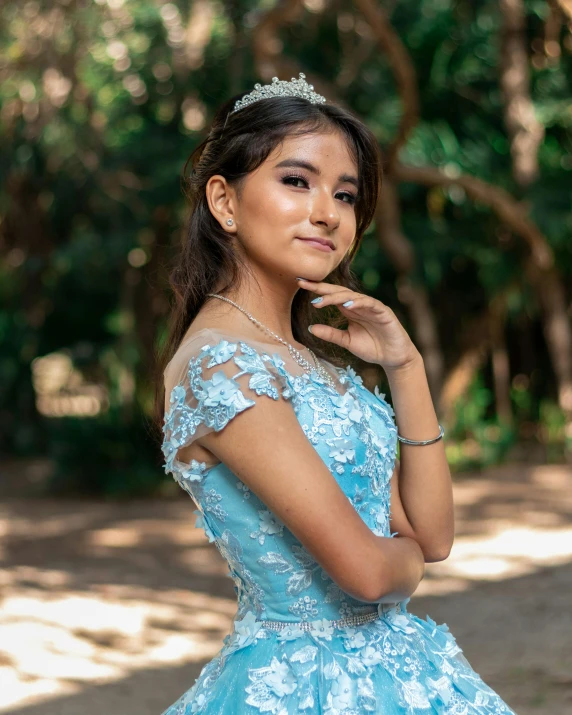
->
[[226, 218, 233, 226]]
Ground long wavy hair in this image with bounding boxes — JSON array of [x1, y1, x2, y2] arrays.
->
[[153, 90, 383, 431]]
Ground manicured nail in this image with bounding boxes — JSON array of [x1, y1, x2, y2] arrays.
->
[[308, 325, 313, 333], [343, 300, 354, 307], [295, 277, 305, 281], [311, 297, 323, 304]]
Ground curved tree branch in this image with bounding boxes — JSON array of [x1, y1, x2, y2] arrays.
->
[[553, 0, 572, 21], [353, 0, 419, 167], [393, 164, 554, 269], [395, 162, 572, 420], [250, 0, 351, 111]]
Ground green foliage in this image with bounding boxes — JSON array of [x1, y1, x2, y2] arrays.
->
[[46, 409, 164, 498], [1, 0, 571, 494], [445, 373, 517, 471]]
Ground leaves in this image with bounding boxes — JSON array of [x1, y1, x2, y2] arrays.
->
[[2, 0, 571, 487]]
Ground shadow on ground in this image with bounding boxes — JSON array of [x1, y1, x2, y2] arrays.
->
[[1, 462, 571, 714]]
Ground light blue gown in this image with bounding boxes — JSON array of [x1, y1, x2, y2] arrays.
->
[[160, 328, 518, 715]]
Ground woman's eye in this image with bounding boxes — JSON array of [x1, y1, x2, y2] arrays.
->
[[282, 175, 357, 205], [282, 175, 308, 189], [338, 192, 357, 205]]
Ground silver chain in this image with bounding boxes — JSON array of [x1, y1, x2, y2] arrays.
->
[[206, 293, 337, 389]]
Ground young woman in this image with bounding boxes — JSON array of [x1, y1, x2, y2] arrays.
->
[[157, 74, 518, 714]]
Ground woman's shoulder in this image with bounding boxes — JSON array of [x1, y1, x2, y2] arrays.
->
[[163, 327, 288, 407], [175, 308, 284, 352], [169, 325, 283, 371]]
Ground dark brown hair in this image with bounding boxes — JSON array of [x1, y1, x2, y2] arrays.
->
[[154, 90, 383, 431]]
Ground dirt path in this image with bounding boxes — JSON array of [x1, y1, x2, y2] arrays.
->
[[0, 462, 571, 714]]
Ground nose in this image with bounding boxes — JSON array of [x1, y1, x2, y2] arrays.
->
[[309, 188, 340, 230]]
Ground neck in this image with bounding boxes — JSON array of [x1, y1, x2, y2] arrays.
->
[[210, 274, 302, 346]]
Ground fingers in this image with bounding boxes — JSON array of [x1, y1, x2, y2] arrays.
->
[[309, 323, 351, 348], [297, 278, 388, 315], [298, 279, 359, 305], [312, 290, 380, 312], [297, 279, 352, 300]]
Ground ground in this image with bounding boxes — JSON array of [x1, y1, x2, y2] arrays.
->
[[0, 461, 571, 714]]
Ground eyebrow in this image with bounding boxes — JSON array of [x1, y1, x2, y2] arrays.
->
[[274, 158, 359, 190]]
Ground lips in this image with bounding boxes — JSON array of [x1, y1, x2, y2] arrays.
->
[[296, 237, 335, 251]]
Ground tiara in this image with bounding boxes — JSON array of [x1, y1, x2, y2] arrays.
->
[[230, 72, 327, 115]]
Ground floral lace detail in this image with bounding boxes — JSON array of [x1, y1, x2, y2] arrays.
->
[[288, 595, 319, 619], [216, 529, 266, 618], [236, 479, 252, 500], [163, 601, 517, 715], [250, 510, 285, 545], [347, 484, 368, 514], [160, 336, 518, 715], [257, 544, 321, 597], [162, 339, 288, 477]]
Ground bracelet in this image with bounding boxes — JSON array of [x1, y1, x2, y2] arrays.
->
[[397, 424, 445, 446]]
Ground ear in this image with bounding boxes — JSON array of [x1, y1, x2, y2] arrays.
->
[[205, 175, 237, 233]]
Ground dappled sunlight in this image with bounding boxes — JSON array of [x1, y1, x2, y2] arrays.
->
[[30, 352, 109, 418], [1, 462, 571, 712], [0, 583, 235, 713], [418, 524, 572, 597], [416, 464, 572, 597], [88, 519, 207, 549]]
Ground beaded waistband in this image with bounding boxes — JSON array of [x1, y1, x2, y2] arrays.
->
[[256, 603, 402, 633]]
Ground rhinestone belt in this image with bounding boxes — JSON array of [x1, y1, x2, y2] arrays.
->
[[257, 605, 400, 633]]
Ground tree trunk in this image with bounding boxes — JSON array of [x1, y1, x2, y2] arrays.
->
[[499, 0, 544, 187]]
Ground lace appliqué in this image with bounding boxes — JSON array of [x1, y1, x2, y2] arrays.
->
[[257, 544, 321, 598], [250, 509, 285, 545], [162, 339, 288, 476], [160, 340, 518, 715]]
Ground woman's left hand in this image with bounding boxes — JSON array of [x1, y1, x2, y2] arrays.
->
[[298, 278, 420, 372]]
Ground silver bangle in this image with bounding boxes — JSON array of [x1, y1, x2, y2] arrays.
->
[[397, 424, 445, 446]]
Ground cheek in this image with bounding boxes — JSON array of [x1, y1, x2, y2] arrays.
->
[[267, 186, 305, 216], [245, 187, 303, 224]]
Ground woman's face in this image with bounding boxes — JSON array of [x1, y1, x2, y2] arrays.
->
[[209, 129, 359, 283]]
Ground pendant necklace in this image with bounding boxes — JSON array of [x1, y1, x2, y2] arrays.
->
[[206, 293, 338, 390]]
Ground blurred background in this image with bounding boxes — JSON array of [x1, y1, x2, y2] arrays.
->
[[1, 0, 571, 713]]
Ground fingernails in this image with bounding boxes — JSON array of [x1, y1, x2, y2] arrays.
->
[[343, 300, 354, 307], [308, 325, 313, 333], [311, 297, 323, 304], [295, 277, 305, 281]]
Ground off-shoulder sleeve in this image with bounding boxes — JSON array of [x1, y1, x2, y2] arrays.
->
[[161, 334, 291, 478]]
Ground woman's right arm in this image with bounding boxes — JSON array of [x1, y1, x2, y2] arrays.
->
[[196, 362, 425, 604], [371, 534, 425, 603]]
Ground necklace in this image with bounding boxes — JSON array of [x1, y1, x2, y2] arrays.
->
[[206, 293, 338, 390]]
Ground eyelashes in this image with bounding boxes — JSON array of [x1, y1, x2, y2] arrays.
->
[[280, 173, 358, 205]]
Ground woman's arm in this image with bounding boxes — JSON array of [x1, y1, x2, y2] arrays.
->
[[294, 276, 454, 565], [372, 533, 426, 603], [386, 355, 455, 562], [198, 368, 426, 604]]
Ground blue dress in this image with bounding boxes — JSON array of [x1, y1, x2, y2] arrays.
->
[[160, 328, 518, 715]]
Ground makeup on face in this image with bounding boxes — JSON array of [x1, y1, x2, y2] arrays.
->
[[295, 237, 335, 252]]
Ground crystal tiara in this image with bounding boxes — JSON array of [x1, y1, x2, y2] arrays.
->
[[230, 72, 327, 115]]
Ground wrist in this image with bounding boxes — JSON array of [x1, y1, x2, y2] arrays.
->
[[384, 352, 424, 382]]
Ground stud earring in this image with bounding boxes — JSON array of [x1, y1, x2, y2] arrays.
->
[[226, 218, 234, 226]]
